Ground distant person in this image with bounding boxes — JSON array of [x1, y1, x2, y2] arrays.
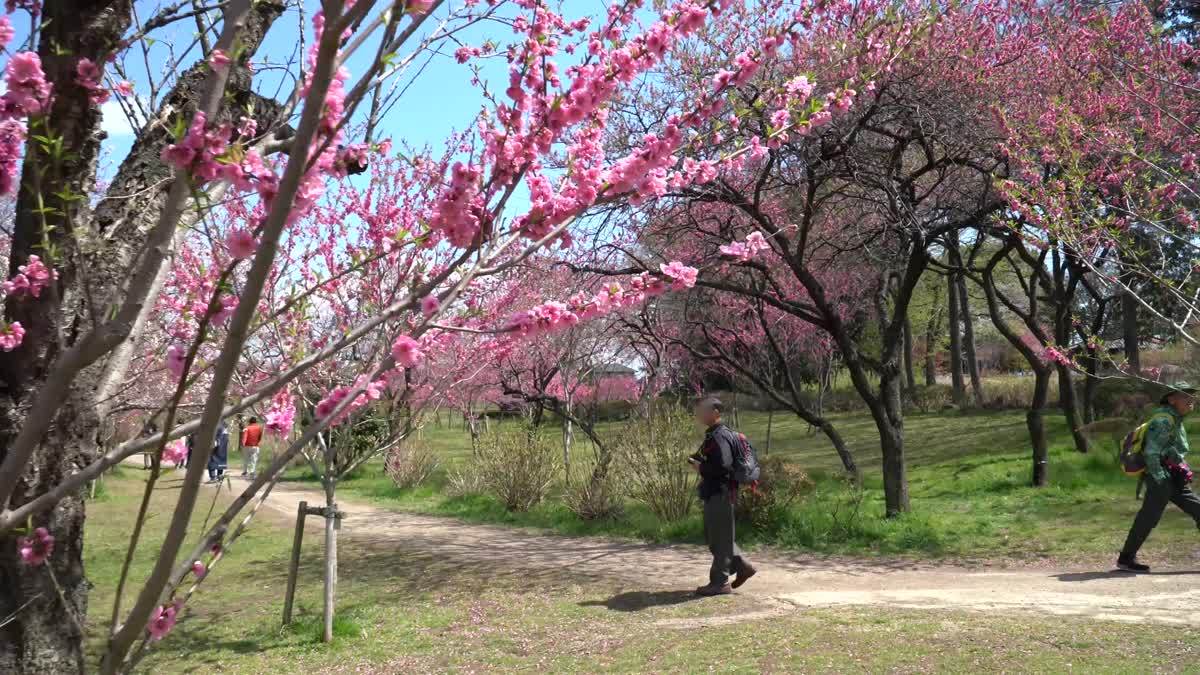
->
[[1118, 382, 1200, 572], [241, 416, 263, 478], [207, 419, 229, 484], [185, 432, 195, 469], [689, 397, 757, 596]]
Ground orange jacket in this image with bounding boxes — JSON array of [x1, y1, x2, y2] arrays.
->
[[241, 423, 263, 448]]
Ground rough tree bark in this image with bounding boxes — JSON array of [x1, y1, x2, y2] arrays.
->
[[0, 4, 133, 673]]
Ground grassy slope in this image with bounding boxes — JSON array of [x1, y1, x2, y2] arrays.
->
[[277, 409, 1200, 563], [85, 472, 1200, 673]]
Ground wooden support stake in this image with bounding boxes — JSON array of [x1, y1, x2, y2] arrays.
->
[[281, 500, 308, 626]]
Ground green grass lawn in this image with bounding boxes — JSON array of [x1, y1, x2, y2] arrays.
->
[[278, 408, 1200, 564], [84, 471, 1200, 673]]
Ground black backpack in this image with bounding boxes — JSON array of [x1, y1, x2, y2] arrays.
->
[[731, 431, 761, 485]]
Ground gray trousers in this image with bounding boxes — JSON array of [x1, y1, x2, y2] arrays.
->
[[1122, 478, 1200, 556], [703, 492, 748, 585]]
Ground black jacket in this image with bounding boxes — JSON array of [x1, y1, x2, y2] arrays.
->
[[693, 423, 738, 500]]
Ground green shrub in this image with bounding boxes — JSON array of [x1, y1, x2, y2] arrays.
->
[[905, 384, 954, 413], [383, 439, 441, 489], [563, 471, 624, 521], [615, 405, 697, 522], [477, 424, 558, 511], [736, 456, 813, 532]]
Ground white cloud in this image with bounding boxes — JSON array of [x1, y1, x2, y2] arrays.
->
[[100, 99, 138, 138]]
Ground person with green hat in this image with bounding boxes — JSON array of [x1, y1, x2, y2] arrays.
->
[[1118, 381, 1200, 572]]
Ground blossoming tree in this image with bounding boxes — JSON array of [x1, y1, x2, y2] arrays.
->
[[0, 0, 847, 670]]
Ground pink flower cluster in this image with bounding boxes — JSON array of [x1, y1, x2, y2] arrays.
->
[[191, 560, 207, 579], [314, 376, 387, 424], [226, 228, 258, 260], [659, 261, 698, 290], [427, 162, 484, 247], [509, 262, 698, 337], [264, 389, 296, 436], [0, 320, 23, 351], [161, 112, 278, 199], [719, 231, 771, 261], [166, 344, 186, 379], [0, 118, 22, 194], [1042, 345, 1071, 367], [163, 438, 188, 465], [17, 526, 53, 566], [75, 58, 108, 105], [391, 334, 424, 368], [1, 52, 51, 118], [0, 17, 13, 49], [147, 603, 178, 641], [3, 254, 56, 298]]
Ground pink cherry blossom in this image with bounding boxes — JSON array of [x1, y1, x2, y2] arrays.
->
[[191, 560, 207, 580], [421, 295, 440, 317], [2, 51, 51, 118], [391, 335, 423, 368], [146, 604, 177, 641], [264, 389, 296, 435], [208, 49, 231, 72], [0, 118, 24, 194], [659, 261, 698, 290], [75, 57, 108, 104], [226, 229, 258, 260], [3, 254, 56, 298], [406, 0, 434, 15], [162, 438, 188, 465], [0, 16, 13, 48], [114, 80, 134, 97], [0, 320, 23, 351], [166, 344, 186, 379], [17, 526, 53, 566]]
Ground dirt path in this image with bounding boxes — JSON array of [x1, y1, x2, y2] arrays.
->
[[198, 473, 1200, 627]]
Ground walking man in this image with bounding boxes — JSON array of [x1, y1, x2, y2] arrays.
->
[[690, 397, 756, 596], [1119, 381, 1200, 572], [241, 416, 263, 478], [207, 419, 229, 484]]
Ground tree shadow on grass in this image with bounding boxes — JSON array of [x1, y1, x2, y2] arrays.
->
[[579, 589, 704, 612]]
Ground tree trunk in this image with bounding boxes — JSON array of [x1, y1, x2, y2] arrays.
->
[[1083, 348, 1099, 424], [957, 275, 984, 407], [1122, 289, 1141, 375], [1057, 364, 1090, 453], [764, 409, 774, 456], [0, 4, 132, 672], [947, 273, 966, 406], [924, 302, 942, 387], [902, 315, 917, 395], [322, 485, 338, 644], [872, 374, 909, 516], [1028, 368, 1051, 487], [561, 394, 573, 483]]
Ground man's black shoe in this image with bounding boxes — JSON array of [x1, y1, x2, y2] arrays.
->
[[695, 583, 732, 596], [731, 562, 757, 589], [1116, 555, 1150, 573]]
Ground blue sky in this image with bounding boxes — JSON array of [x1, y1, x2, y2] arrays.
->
[[86, 1, 512, 176]]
